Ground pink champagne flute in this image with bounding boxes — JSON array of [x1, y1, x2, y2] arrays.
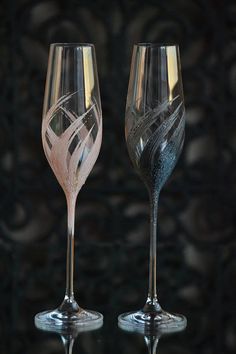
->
[[35, 43, 103, 330]]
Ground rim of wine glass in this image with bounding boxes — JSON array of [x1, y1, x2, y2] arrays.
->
[[50, 43, 94, 47], [135, 42, 179, 48]]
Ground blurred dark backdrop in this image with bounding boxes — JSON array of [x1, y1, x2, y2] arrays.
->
[[1, 0, 236, 352]]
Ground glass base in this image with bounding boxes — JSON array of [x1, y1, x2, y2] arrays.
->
[[35, 307, 103, 332], [118, 309, 187, 334]]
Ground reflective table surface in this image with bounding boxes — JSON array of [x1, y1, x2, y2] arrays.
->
[[0, 298, 229, 354]]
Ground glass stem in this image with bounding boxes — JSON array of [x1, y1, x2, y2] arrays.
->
[[59, 195, 79, 312], [65, 196, 76, 300], [143, 190, 161, 312], [61, 335, 75, 354], [145, 336, 159, 354]]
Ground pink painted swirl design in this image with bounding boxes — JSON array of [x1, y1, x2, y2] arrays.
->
[[42, 91, 102, 196]]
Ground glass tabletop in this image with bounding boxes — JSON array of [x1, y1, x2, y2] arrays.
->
[[0, 296, 221, 354]]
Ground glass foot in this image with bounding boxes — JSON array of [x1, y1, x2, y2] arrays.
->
[[118, 309, 187, 334], [35, 307, 103, 332]]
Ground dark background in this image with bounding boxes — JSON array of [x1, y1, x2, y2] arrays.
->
[[1, 0, 236, 353]]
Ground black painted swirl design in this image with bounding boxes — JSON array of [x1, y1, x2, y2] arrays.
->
[[126, 96, 185, 191]]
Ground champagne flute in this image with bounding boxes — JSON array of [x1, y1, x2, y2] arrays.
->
[[35, 43, 103, 330], [118, 43, 186, 330]]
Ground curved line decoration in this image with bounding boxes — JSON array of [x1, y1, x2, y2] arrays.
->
[[126, 96, 185, 190], [126, 96, 185, 168], [42, 92, 102, 195]]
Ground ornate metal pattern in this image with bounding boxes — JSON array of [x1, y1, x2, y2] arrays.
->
[[1, 0, 236, 352]]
